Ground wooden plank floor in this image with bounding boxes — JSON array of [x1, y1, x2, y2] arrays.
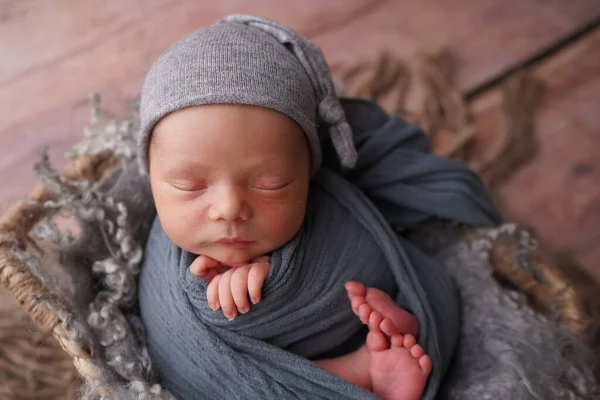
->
[[477, 28, 600, 278], [1, 0, 599, 278]]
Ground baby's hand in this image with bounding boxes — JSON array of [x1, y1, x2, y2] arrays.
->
[[189, 255, 230, 282], [190, 255, 271, 319]]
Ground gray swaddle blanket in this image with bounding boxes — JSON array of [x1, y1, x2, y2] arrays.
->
[[138, 98, 502, 399]]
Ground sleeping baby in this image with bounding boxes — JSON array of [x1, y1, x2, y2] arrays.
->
[[137, 14, 501, 400]]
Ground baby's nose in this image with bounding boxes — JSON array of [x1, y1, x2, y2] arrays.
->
[[207, 185, 249, 221]]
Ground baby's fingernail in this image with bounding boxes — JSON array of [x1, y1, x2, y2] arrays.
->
[[251, 297, 260, 304], [209, 302, 218, 310], [239, 307, 249, 314]]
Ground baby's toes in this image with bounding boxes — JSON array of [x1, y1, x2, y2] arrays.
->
[[368, 311, 384, 331], [390, 333, 404, 348], [366, 330, 390, 352], [402, 334, 417, 348], [346, 282, 367, 315], [345, 281, 367, 297], [358, 303, 373, 325], [379, 318, 398, 336], [349, 295, 366, 315], [418, 354, 432, 373], [409, 344, 425, 359]]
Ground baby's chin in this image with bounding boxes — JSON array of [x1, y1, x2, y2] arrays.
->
[[196, 246, 272, 266], [177, 237, 283, 265]]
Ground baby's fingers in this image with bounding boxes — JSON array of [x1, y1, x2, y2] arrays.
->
[[190, 255, 221, 279], [248, 263, 270, 304], [206, 274, 221, 311], [218, 271, 236, 320], [230, 268, 250, 314], [250, 255, 270, 263]]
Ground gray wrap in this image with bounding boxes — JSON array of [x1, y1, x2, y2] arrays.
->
[[138, 99, 502, 400]]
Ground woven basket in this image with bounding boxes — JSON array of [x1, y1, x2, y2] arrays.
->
[[0, 154, 119, 398], [2, 49, 599, 396], [0, 303, 81, 400]]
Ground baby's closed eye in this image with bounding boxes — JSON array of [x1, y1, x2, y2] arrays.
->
[[170, 179, 208, 192], [250, 176, 291, 191]]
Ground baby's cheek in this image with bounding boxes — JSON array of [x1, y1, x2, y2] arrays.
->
[[255, 200, 305, 243], [157, 197, 204, 246]]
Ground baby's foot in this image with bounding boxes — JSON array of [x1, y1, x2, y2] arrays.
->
[[345, 281, 419, 337], [367, 331, 431, 400]]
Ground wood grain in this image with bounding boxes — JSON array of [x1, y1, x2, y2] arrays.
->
[[313, 0, 600, 107], [3, 0, 598, 137], [471, 28, 600, 278]]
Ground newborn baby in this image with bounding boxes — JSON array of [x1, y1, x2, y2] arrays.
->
[[137, 13, 500, 400], [148, 102, 429, 399]]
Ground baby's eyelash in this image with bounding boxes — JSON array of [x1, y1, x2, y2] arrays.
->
[[171, 181, 208, 192], [251, 182, 290, 191]]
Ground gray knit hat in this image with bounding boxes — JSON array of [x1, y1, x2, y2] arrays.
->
[[137, 14, 357, 175]]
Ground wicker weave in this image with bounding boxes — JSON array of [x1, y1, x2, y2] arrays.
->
[[0, 303, 80, 400], [0, 154, 119, 398]]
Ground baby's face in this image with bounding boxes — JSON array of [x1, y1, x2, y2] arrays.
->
[[149, 104, 311, 266]]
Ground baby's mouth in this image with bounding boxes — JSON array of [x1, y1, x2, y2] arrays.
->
[[215, 239, 254, 249]]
